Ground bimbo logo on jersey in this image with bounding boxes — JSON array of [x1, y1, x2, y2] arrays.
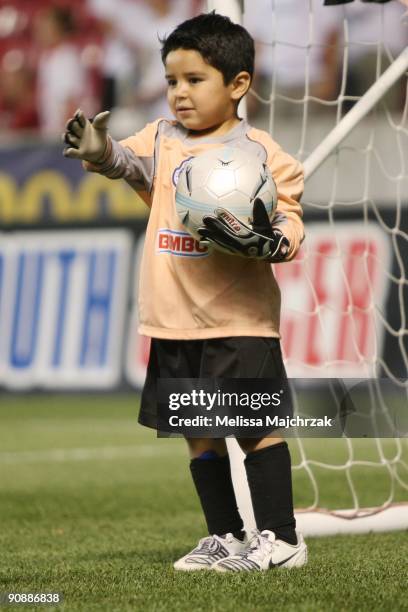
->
[[156, 229, 209, 258]]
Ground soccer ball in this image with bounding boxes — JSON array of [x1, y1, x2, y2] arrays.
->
[[175, 147, 278, 242]]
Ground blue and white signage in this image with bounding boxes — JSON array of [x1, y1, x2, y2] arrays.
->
[[0, 230, 131, 389]]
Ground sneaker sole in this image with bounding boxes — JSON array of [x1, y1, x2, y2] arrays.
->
[[173, 562, 214, 571]]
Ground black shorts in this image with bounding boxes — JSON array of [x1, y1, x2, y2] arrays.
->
[[139, 336, 287, 431]]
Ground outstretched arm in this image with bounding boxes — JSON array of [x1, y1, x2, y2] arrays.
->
[[62, 111, 161, 201], [63, 109, 111, 163]]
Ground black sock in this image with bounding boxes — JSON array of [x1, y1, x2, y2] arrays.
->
[[190, 454, 244, 537], [244, 442, 297, 545]]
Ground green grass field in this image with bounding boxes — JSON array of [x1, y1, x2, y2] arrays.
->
[[0, 395, 407, 612]]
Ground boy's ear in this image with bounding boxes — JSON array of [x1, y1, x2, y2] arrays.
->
[[230, 71, 251, 101]]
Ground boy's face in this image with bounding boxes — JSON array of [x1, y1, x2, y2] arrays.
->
[[165, 49, 246, 133]]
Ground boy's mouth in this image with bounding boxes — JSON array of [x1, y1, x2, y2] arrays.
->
[[176, 107, 194, 113]]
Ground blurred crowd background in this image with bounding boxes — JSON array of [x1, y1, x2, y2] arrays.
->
[[0, 0, 406, 140]]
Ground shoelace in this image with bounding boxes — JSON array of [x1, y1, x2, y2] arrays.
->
[[234, 530, 274, 565]]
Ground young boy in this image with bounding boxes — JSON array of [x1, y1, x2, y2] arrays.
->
[[63, 12, 307, 572]]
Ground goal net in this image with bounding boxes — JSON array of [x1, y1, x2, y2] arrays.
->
[[208, 0, 408, 535]]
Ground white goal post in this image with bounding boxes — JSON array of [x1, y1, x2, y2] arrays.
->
[[208, 0, 408, 536], [303, 45, 408, 179]]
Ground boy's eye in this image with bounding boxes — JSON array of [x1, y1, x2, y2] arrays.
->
[[166, 77, 203, 88]]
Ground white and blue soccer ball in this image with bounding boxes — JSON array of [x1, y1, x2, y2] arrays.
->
[[175, 147, 278, 241]]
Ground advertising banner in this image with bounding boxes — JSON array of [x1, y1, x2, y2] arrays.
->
[[0, 143, 148, 226], [0, 144, 403, 389], [0, 230, 131, 389]]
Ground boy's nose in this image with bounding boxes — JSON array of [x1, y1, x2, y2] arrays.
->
[[175, 82, 188, 97]]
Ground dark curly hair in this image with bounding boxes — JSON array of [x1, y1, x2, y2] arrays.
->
[[161, 12, 254, 85]]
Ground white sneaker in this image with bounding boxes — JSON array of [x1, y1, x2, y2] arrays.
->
[[173, 533, 248, 571], [213, 530, 307, 572]]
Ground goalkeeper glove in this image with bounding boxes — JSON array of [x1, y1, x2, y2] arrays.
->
[[197, 198, 289, 262], [62, 109, 110, 163]]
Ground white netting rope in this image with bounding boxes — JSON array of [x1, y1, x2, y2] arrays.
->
[[244, 0, 408, 517]]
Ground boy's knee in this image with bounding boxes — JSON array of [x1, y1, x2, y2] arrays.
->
[[237, 436, 285, 455], [186, 438, 227, 459]]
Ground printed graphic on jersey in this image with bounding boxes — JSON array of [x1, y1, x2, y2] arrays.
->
[[156, 229, 209, 258], [172, 156, 194, 187]]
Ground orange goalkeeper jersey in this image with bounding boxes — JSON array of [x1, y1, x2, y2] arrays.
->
[[85, 119, 304, 340]]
